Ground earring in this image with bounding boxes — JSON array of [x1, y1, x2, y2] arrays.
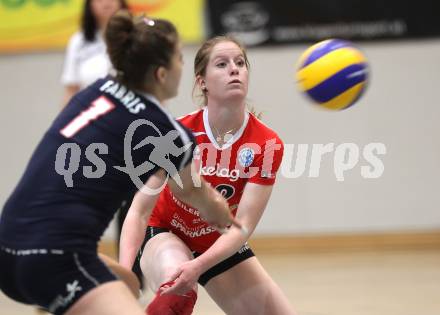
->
[[200, 79, 207, 92]]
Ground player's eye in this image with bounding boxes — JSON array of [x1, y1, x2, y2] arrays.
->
[[236, 59, 245, 67]]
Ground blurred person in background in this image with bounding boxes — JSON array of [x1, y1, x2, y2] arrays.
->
[[61, 0, 128, 105]]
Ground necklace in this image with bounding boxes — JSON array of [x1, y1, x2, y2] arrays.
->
[[213, 126, 235, 144]]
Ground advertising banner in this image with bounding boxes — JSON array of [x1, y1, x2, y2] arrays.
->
[[0, 0, 204, 53], [206, 0, 439, 46]]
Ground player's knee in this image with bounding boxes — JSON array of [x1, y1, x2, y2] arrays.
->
[[146, 282, 197, 315], [163, 265, 180, 278]]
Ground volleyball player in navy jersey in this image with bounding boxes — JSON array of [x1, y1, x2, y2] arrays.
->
[[0, 11, 238, 315]]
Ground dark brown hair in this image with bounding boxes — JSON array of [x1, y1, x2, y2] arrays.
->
[[193, 35, 250, 107], [105, 11, 179, 90], [82, 0, 128, 42]]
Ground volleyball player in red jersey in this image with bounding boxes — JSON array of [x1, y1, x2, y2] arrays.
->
[[120, 36, 296, 315]]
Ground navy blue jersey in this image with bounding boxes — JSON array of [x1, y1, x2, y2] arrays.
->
[[0, 77, 194, 249]]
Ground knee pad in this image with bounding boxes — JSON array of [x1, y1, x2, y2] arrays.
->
[[146, 281, 197, 315]]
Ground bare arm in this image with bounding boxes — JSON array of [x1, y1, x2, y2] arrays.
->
[[119, 159, 238, 271], [168, 161, 239, 229], [99, 253, 140, 297], [119, 171, 166, 270], [194, 183, 273, 269], [162, 182, 273, 295]]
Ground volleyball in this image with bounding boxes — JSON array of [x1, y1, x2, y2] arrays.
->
[[296, 39, 369, 110]]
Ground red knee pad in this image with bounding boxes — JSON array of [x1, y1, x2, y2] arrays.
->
[[146, 281, 197, 315]]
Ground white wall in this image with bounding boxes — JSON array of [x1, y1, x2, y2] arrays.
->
[[1, 39, 440, 239]]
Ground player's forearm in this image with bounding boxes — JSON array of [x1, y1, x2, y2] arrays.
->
[[191, 182, 225, 215], [193, 227, 249, 274], [174, 179, 229, 224], [193, 194, 264, 274], [119, 211, 146, 269], [119, 179, 161, 268]]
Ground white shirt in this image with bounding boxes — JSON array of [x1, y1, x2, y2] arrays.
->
[[61, 31, 112, 89]]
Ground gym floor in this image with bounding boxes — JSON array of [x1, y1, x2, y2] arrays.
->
[[1, 249, 439, 315]]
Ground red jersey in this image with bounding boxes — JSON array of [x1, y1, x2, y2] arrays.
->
[[148, 108, 284, 252]]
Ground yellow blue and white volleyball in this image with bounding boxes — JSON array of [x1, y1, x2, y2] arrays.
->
[[296, 39, 369, 110]]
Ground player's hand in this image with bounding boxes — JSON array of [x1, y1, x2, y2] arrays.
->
[[198, 200, 247, 236], [160, 260, 202, 296], [197, 194, 243, 229]]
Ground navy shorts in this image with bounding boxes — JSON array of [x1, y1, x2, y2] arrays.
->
[[135, 226, 255, 286], [0, 245, 117, 315]]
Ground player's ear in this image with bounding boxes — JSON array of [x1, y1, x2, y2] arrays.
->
[[155, 66, 167, 85], [196, 75, 207, 92]]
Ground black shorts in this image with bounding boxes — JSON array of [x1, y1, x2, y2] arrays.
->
[[0, 245, 117, 315], [134, 226, 255, 286]]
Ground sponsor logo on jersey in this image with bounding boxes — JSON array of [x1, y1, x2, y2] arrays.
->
[[238, 147, 255, 167], [170, 192, 200, 216], [200, 164, 240, 181], [171, 213, 217, 238]]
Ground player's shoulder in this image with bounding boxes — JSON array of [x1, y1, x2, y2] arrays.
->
[[247, 112, 283, 144], [177, 108, 204, 126]]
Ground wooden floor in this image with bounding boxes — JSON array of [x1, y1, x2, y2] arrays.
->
[[1, 249, 439, 315]]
